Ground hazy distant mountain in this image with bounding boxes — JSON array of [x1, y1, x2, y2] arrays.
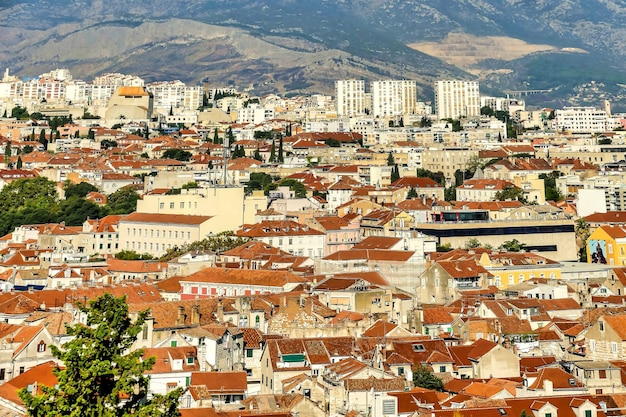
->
[[2, 0, 626, 108]]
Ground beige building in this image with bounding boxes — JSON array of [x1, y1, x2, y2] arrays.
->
[[138, 187, 267, 233], [104, 86, 153, 125], [434, 80, 480, 120], [118, 213, 215, 256]]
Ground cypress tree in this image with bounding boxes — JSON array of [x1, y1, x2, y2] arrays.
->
[[278, 135, 284, 163], [269, 140, 276, 162]]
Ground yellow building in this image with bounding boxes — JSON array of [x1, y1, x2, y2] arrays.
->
[[586, 225, 626, 266], [477, 251, 562, 289]]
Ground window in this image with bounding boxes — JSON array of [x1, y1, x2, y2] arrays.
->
[[0, 369, 4, 381], [612, 342, 618, 354], [440, 365, 446, 372], [187, 357, 194, 365], [382, 400, 395, 415], [37, 341, 46, 352], [599, 369, 607, 379], [171, 340, 177, 347], [170, 202, 174, 209], [19, 367, 24, 374], [142, 326, 149, 340], [599, 321, 605, 331], [398, 367, 404, 375], [586, 410, 592, 417], [247, 349, 253, 358]]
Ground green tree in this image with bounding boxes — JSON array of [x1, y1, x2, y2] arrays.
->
[[265, 178, 307, 198], [159, 231, 251, 261], [246, 172, 274, 194], [419, 116, 432, 128], [101, 139, 118, 150], [55, 130, 61, 140], [500, 239, 526, 252], [325, 138, 341, 147], [58, 197, 107, 226], [253, 146, 262, 161], [213, 128, 220, 144], [269, 140, 276, 163], [0, 176, 58, 212], [106, 187, 140, 215], [16, 155, 22, 169], [278, 135, 284, 163], [413, 364, 444, 391], [22, 145, 34, 154], [465, 238, 482, 249], [19, 294, 182, 417], [495, 185, 527, 203], [444, 186, 456, 202], [387, 152, 396, 166], [391, 164, 400, 183], [11, 106, 29, 120], [64, 181, 99, 199], [481, 106, 495, 117], [115, 250, 154, 260], [88, 128, 95, 140], [575, 219, 591, 262], [4, 140, 11, 165], [39, 129, 48, 150], [161, 149, 192, 161], [407, 187, 418, 199]]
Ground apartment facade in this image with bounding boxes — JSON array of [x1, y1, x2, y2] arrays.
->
[[434, 80, 480, 120], [370, 80, 416, 117], [335, 79, 365, 117]]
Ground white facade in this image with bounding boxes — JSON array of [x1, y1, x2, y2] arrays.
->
[[370, 80, 417, 117], [335, 79, 365, 117], [434, 80, 480, 120], [555, 106, 608, 133]]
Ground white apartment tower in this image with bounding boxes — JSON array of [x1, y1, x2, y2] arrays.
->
[[434, 80, 480, 120], [335, 79, 365, 117], [370, 80, 417, 117]]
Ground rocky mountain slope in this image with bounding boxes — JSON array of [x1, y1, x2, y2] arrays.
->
[[2, 0, 626, 107]]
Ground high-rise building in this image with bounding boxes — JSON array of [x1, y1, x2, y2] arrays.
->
[[335, 79, 365, 117], [434, 80, 480, 120], [370, 80, 417, 117]]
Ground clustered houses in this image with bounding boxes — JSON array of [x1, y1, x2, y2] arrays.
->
[[2, 68, 626, 417]]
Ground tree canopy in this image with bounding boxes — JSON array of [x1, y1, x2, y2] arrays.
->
[[19, 293, 182, 417], [161, 148, 192, 161], [106, 187, 140, 215], [413, 364, 444, 391], [64, 181, 99, 199], [158, 231, 251, 261]]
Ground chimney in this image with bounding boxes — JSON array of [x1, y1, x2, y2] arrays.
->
[[191, 304, 200, 325], [216, 298, 224, 322], [543, 379, 553, 395], [176, 306, 186, 326]]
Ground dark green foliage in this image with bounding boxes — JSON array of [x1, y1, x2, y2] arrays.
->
[[500, 239, 526, 252], [16, 156, 22, 168], [64, 181, 99, 199], [58, 197, 107, 226], [159, 231, 251, 261], [325, 138, 341, 147], [419, 117, 432, 128], [598, 137, 612, 145], [539, 171, 563, 201], [481, 106, 495, 117], [444, 186, 456, 202], [407, 187, 418, 199], [106, 187, 140, 215], [18, 294, 182, 417], [265, 178, 307, 198], [253, 147, 262, 161], [11, 106, 29, 120], [413, 364, 444, 391], [387, 152, 395, 166], [87, 128, 95, 140], [278, 135, 284, 163], [495, 185, 527, 203], [0, 177, 58, 213], [391, 164, 400, 183], [115, 250, 154, 260], [416, 168, 446, 186], [161, 148, 192, 161], [246, 172, 274, 194], [22, 145, 33, 154], [443, 118, 462, 132], [269, 140, 276, 162]]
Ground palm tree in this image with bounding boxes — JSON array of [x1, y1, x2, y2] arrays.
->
[[575, 219, 591, 262]]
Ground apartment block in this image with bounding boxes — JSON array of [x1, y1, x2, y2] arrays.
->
[[434, 80, 480, 120], [370, 80, 416, 117], [335, 79, 365, 117]]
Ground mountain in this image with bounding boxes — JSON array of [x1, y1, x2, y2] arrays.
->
[[2, 0, 626, 108]]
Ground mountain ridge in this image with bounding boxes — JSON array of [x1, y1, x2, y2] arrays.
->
[[2, 1, 626, 107]]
